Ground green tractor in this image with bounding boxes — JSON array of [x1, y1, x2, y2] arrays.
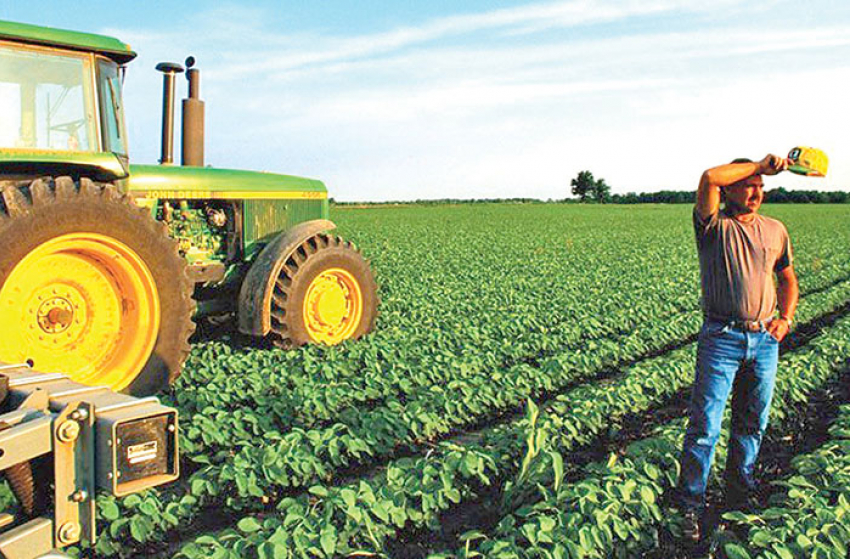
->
[[0, 21, 378, 396]]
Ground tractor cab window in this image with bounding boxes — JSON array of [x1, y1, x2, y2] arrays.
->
[[0, 44, 96, 151], [97, 59, 128, 156]]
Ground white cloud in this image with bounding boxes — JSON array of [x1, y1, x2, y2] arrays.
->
[[106, 0, 850, 200]]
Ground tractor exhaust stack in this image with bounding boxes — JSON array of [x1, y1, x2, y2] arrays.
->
[[155, 61, 184, 165], [181, 57, 205, 167]]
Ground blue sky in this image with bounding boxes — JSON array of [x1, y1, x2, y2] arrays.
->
[[3, 0, 849, 201]]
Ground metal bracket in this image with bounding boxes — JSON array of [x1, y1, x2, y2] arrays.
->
[[52, 401, 95, 547], [0, 396, 95, 556]]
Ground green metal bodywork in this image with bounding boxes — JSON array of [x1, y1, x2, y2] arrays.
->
[[129, 165, 329, 258], [0, 19, 136, 63], [128, 164, 327, 197]]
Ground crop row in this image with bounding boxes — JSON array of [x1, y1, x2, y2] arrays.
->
[[173, 205, 849, 459], [89, 274, 850, 558], [172, 265, 850, 499], [89, 205, 850, 557], [174, 252, 850, 507], [175, 207, 702, 422], [165, 278, 850, 558], [91, 293, 704, 557], [718, 405, 850, 559], [175, 282, 696, 459], [164, 207, 850, 518], [450, 313, 850, 558]]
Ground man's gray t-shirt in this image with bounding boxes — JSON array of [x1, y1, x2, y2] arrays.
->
[[694, 208, 793, 322]]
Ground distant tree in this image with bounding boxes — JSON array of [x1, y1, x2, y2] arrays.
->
[[571, 170, 596, 202], [592, 178, 612, 203]]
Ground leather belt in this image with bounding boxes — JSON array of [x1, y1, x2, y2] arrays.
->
[[726, 319, 766, 332]]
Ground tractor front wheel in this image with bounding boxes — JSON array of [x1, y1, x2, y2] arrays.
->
[[269, 233, 377, 347], [0, 177, 195, 396]]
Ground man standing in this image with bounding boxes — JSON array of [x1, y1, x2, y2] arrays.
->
[[677, 154, 799, 541]]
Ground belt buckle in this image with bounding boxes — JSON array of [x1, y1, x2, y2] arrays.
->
[[730, 319, 761, 332]]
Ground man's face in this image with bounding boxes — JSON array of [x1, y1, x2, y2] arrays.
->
[[724, 175, 764, 214]]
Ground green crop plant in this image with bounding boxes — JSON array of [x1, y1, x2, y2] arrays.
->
[[167, 276, 850, 559], [456, 313, 850, 558], [44, 203, 850, 558], [722, 404, 850, 558]]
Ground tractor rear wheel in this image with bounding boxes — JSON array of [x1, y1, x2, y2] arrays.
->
[[269, 233, 377, 347], [0, 177, 195, 396]]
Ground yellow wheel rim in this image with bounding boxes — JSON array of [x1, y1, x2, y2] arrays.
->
[[302, 268, 363, 345], [0, 233, 159, 391]]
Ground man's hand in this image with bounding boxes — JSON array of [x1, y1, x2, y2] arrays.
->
[[758, 154, 789, 176], [766, 317, 791, 342]]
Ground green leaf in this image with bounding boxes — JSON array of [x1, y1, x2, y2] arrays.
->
[[100, 499, 120, 521], [320, 527, 336, 556], [750, 530, 774, 547], [340, 488, 357, 508], [308, 485, 329, 498], [539, 516, 556, 532], [639, 486, 655, 505], [549, 451, 564, 492], [723, 543, 752, 559], [237, 517, 262, 533], [612, 518, 629, 541], [526, 399, 539, 426], [371, 501, 391, 523], [459, 530, 487, 543], [795, 534, 813, 548], [129, 517, 152, 542]]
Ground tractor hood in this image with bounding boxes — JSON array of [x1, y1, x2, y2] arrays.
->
[[128, 164, 328, 200]]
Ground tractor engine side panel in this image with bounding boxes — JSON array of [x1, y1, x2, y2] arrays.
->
[[243, 198, 329, 257]]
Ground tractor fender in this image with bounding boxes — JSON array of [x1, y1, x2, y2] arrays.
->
[[237, 219, 337, 337]]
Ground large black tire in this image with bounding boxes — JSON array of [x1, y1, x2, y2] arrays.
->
[[269, 233, 378, 348], [0, 177, 195, 396]]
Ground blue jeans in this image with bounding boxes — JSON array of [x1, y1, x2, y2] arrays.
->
[[677, 320, 779, 511]]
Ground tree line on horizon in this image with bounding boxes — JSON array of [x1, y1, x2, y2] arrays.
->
[[569, 170, 849, 204], [607, 187, 850, 204], [329, 170, 849, 205], [331, 187, 850, 206]]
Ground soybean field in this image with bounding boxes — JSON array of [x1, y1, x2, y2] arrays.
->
[[79, 204, 850, 557]]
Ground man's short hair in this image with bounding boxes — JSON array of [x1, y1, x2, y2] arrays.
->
[[722, 158, 760, 200]]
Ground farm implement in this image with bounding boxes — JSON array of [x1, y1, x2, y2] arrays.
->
[[0, 361, 179, 559], [0, 20, 378, 397]]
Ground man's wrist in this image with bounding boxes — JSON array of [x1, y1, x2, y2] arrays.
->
[[779, 315, 793, 327]]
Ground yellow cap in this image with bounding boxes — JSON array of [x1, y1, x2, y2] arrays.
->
[[788, 146, 828, 177]]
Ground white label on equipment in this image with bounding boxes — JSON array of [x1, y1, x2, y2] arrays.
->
[[127, 441, 158, 465]]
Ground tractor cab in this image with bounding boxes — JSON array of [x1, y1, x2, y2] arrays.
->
[[0, 20, 133, 179]]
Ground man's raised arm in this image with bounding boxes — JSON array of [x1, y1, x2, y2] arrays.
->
[[694, 155, 787, 220]]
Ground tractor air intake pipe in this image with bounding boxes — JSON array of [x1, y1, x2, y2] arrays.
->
[[156, 61, 185, 165], [181, 56, 205, 167]]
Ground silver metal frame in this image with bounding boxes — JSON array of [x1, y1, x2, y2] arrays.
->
[[0, 362, 179, 559]]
